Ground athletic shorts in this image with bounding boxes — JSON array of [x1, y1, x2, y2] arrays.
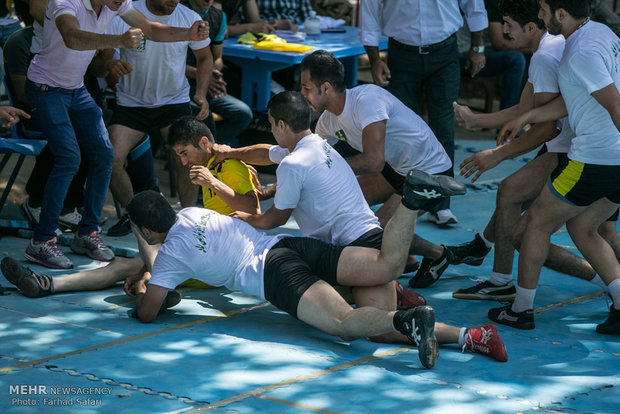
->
[[263, 237, 345, 319], [549, 154, 620, 206], [109, 102, 192, 132], [348, 227, 383, 250]]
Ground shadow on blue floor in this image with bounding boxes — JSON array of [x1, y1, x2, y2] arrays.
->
[[0, 140, 618, 413]]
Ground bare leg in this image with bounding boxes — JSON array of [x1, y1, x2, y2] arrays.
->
[[567, 199, 620, 285], [517, 186, 586, 290], [108, 125, 146, 208], [53, 257, 145, 292], [337, 203, 417, 285], [493, 152, 556, 274], [512, 211, 597, 281], [599, 220, 620, 262]]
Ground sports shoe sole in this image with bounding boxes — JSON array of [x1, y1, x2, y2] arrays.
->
[[406, 170, 467, 197], [414, 306, 439, 369], [24, 251, 74, 270], [1, 257, 24, 285]]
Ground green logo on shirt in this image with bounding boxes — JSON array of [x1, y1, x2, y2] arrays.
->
[[322, 141, 333, 168], [335, 129, 348, 142], [193, 211, 215, 253]]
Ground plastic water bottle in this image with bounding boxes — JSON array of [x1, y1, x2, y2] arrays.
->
[[304, 11, 321, 36]]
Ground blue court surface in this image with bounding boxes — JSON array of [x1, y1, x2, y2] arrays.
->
[[0, 139, 618, 413]]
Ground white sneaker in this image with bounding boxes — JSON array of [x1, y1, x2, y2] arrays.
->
[[427, 209, 458, 225], [59, 208, 82, 231], [21, 198, 41, 224]]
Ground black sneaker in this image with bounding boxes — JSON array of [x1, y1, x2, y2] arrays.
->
[[402, 169, 466, 211], [445, 233, 491, 266], [596, 306, 620, 334], [488, 304, 535, 330], [397, 306, 439, 369], [452, 280, 516, 301], [107, 214, 131, 237], [408, 247, 453, 288], [1, 257, 55, 298]]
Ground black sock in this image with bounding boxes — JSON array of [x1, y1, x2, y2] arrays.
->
[[392, 310, 413, 335]]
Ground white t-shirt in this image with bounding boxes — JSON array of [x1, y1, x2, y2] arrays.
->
[[106, 1, 210, 107], [269, 134, 381, 245], [529, 32, 573, 154], [315, 84, 452, 176], [559, 21, 620, 165], [149, 208, 286, 300]]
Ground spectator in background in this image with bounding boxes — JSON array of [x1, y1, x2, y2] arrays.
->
[[255, 0, 313, 25], [360, 0, 488, 227], [96, 0, 212, 237], [23, 0, 208, 269], [457, 20, 525, 110], [0, 0, 22, 46], [215, 0, 297, 36], [183, 0, 253, 146]]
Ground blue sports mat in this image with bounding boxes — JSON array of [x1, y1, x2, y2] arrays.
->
[[0, 140, 618, 413]]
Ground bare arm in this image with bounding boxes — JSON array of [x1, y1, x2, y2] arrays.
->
[[90, 48, 134, 79], [191, 46, 213, 121], [498, 95, 568, 144], [465, 30, 486, 78], [29, 0, 47, 25], [135, 282, 168, 323], [212, 143, 274, 165], [121, 8, 209, 42], [231, 205, 292, 230], [591, 83, 620, 132], [345, 121, 386, 174], [216, 0, 275, 37], [189, 165, 260, 214], [454, 82, 535, 129], [364, 45, 391, 87], [56, 14, 141, 50]]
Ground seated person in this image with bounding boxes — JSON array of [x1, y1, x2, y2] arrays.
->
[[215, 0, 298, 37], [183, 0, 253, 146], [456, 21, 525, 110]]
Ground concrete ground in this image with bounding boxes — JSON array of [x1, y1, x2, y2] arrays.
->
[[0, 131, 618, 412]]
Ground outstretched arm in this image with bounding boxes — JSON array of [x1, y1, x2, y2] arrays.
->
[[121, 8, 209, 42], [211, 143, 274, 166], [231, 205, 292, 230]]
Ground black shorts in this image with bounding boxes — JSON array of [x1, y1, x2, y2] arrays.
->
[[109, 102, 192, 132], [549, 154, 620, 206], [263, 237, 345, 319], [348, 228, 383, 250]]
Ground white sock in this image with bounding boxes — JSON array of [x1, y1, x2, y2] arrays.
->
[[488, 271, 512, 286], [457, 327, 467, 347], [479, 232, 494, 247], [608, 279, 620, 310], [512, 286, 536, 313], [589, 274, 609, 293]]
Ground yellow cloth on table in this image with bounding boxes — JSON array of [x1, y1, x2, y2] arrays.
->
[[237, 32, 313, 53]]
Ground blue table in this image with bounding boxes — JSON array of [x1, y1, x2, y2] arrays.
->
[[222, 26, 388, 111]]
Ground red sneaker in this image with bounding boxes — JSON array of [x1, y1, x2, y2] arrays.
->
[[464, 324, 508, 362], [395, 281, 427, 310]]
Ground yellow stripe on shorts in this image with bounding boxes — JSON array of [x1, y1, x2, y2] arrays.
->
[[553, 160, 584, 196]]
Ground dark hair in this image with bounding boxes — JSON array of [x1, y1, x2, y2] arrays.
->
[[544, 0, 589, 19], [126, 191, 176, 233], [499, 0, 546, 30], [300, 50, 346, 93], [167, 116, 215, 148], [267, 91, 311, 133]]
